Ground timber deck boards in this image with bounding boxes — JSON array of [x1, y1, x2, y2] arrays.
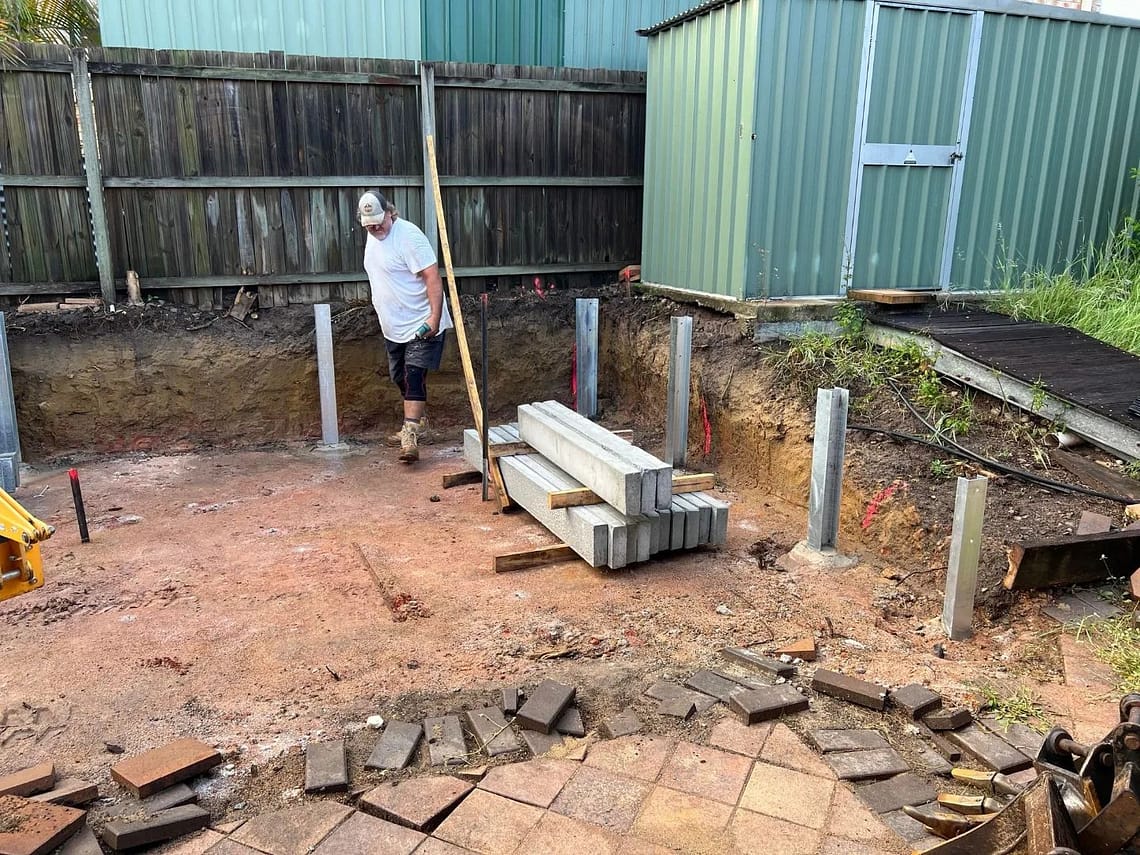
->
[[872, 307, 1140, 425]]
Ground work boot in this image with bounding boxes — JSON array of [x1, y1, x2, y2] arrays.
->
[[398, 421, 420, 464], [386, 418, 434, 447]]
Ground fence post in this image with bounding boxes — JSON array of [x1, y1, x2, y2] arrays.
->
[[71, 50, 115, 305], [419, 63, 439, 254], [942, 476, 988, 640], [575, 298, 598, 417], [314, 304, 343, 449], [0, 313, 20, 491], [806, 387, 849, 551], [665, 316, 693, 467]]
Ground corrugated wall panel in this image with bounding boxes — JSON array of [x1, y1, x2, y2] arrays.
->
[[563, 0, 694, 70], [952, 14, 1140, 288], [855, 166, 953, 286], [747, 0, 866, 298], [865, 7, 971, 145], [642, 0, 761, 297], [98, 0, 422, 59], [422, 0, 564, 64]]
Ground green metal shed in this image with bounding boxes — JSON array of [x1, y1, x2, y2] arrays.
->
[[639, 0, 1140, 299]]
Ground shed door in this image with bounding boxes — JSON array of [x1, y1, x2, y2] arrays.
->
[[844, 4, 982, 291]]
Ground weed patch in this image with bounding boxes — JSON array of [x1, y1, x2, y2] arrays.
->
[[993, 229, 1140, 357], [976, 684, 1047, 729], [1070, 615, 1140, 694]]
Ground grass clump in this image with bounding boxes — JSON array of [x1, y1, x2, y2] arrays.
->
[[1070, 615, 1140, 694], [768, 302, 924, 392], [768, 303, 977, 438], [976, 684, 1047, 729], [993, 226, 1140, 357]]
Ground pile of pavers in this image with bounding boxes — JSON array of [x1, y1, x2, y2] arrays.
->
[[637, 640, 1048, 851], [0, 737, 221, 853], [2, 649, 1059, 854], [0, 680, 609, 854], [463, 400, 729, 569], [353, 678, 592, 780]]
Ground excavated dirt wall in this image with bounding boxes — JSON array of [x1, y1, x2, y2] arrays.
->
[[7, 291, 922, 558], [599, 298, 926, 558], [7, 297, 575, 457]]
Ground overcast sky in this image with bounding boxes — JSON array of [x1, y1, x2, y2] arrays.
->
[[1099, 0, 1140, 18]]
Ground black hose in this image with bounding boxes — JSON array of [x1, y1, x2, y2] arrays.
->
[[847, 422, 1135, 505]]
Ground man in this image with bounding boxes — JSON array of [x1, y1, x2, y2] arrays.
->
[[358, 190, 453, 463]]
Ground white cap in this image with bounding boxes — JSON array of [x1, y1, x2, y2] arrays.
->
[[358, 191, 387, 226]]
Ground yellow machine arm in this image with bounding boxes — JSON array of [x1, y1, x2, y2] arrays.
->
[[0, 489, 54, 602]]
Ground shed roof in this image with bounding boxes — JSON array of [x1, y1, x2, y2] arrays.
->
[[637, 0, 1140, 36]]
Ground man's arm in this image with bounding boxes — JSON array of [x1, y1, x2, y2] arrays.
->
[[418, 263, 444, 335]]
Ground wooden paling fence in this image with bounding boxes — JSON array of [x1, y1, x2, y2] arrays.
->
[[0, 45, 646, 309]]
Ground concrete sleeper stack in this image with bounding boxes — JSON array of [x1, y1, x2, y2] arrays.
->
[[464, 402, 730, 570]]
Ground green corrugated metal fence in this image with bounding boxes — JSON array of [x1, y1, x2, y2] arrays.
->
[[98, 0, 423, 59], [100, 0, 687, 70], [421, 0, 564, 64]]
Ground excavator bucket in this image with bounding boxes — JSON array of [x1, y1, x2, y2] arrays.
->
[[0, 488, 54, 602]]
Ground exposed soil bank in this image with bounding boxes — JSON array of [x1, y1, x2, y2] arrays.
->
[[9, 292, 896, 555], [9, 288, 1121, 594], [7, 296, 575, 458]]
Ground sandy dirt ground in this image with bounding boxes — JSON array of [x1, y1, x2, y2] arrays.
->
[[0, 297, 1132, 828], [0, 432, 1115, 818]]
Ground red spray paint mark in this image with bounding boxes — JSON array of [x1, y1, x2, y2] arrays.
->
[[861, 481, 903, 529], [700, 398, 712, 456]]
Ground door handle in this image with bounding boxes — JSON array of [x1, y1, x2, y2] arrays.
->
[[949, 151, 964, 164]]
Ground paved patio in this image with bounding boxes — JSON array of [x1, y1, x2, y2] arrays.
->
[[159, 723, 924, 855]]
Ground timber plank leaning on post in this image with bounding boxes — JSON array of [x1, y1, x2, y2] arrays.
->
[[425, 133, 510, 509]]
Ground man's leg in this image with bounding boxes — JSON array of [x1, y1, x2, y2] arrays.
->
[[384, 339, 416, 449], [396, 334, 447, 463]]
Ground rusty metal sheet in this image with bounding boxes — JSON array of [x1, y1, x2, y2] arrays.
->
[[1025, 776, 1079, 854]]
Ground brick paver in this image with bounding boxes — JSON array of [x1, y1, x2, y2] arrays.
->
[[477, 757, 577, 808], [824, 783, 897, 846], [708, 719, 772, 758], [201, 840, 261, 854], [110, 738, 222, 798], [551, 765, 652, 833], [517, 810, 621, 854], [229, 802, 354, 855], [739, 761, 836, 830], [411, 840, 472, 854], [359, 777, 472, 831], [59, 826, 104, 855], [0, 762, 55, 797], [658, 742, 752, 805], [819, 837, 900, 855], [726, 809, 822, 855], [759, 724, 836, 779], [616, 839, 674, 855], [0, 795, 86, 855], [630, 786, 733, 851], [432, 789, 543, 854], [310, 811, 425, 855], [153, 829, 224, 854], [584, 735, 674, 782]]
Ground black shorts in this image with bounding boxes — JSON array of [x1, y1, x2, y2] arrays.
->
[[385, 333, 446, 400]]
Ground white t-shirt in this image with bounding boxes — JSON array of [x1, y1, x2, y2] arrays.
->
[[363, 218, 454, 343]]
